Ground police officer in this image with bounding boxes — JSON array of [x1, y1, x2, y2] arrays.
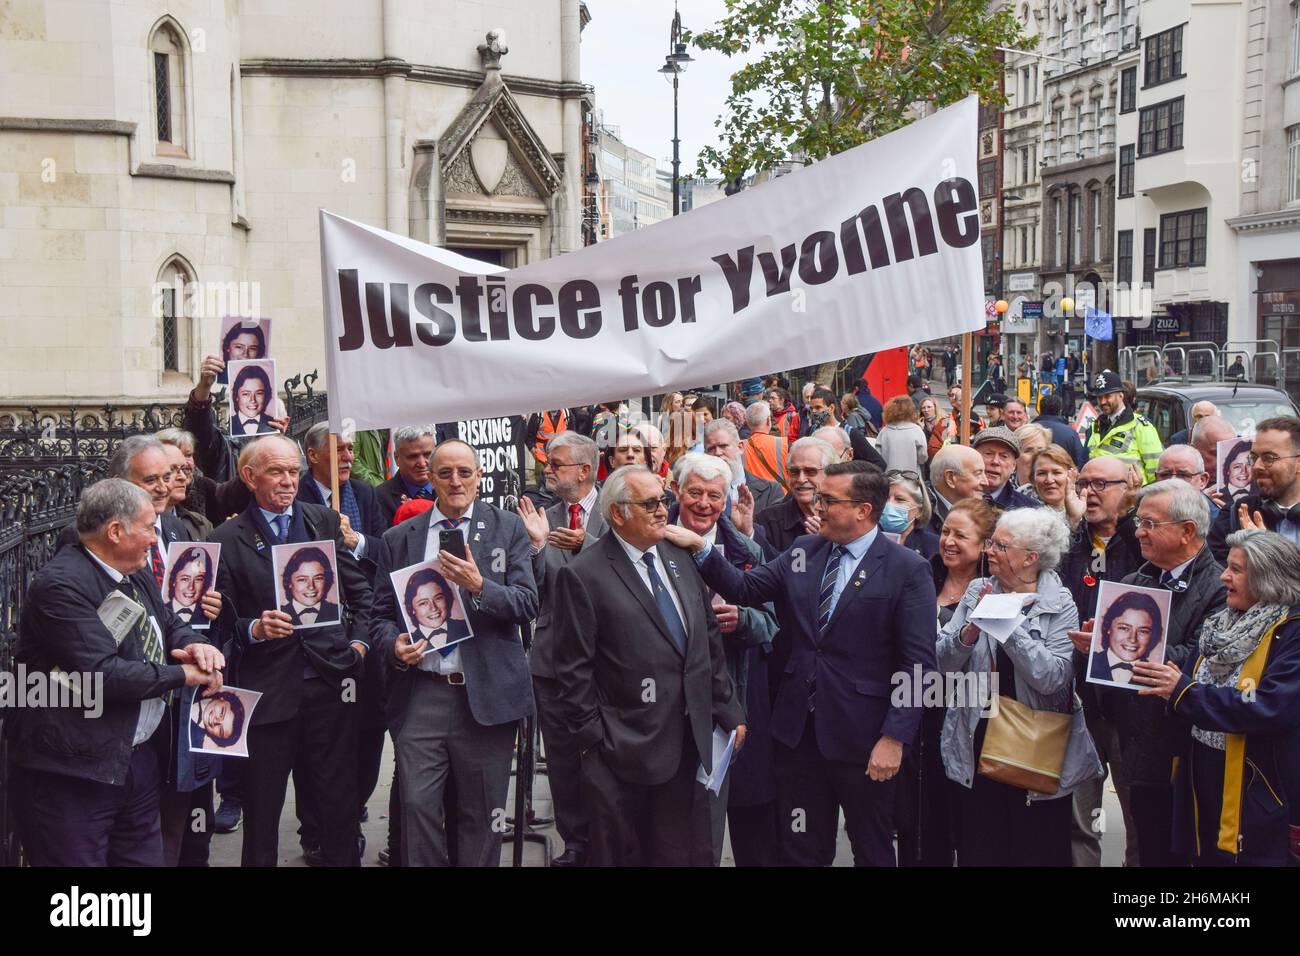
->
[[1084, 370, 1162, 484]]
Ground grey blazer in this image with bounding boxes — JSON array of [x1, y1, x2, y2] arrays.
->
[[529, 497, 607, 680], [369, 501, 538, 729]]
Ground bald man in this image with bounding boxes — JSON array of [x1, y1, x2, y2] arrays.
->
[[925, 444, 986, 533], [1191, 414, 1236, 486], [812, 424, 887, 471], [1169, 401, 1218, 446]]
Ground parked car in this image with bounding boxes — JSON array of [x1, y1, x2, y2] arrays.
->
[[1134, 383, 1299, 445]]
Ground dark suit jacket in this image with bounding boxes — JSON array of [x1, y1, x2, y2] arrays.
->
[[754, 495, 810, 561], [8, 544, 210, 786], [231, 412, 276, 436], [368, 501, 537, 729], [742, 470, 783, 516], [987, 480, 1043, 512], [279, 600, 341, 627], [375, 475, 435, 530], [902, 525, 940, 560], [296, 475, 383, 540], [530, 496, 607, 680], [1208, 492, 1289, 563], [697, 531, 937, 765], [551, 533, 744, 787], [209, 502, 371, 726]]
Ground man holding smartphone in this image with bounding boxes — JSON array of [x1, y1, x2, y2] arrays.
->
[[369, 439, 538, 866]]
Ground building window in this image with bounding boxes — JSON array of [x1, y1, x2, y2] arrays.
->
[[1118, 145, 1135, 197], [1291, 2, 1299, 78], [157, 257, 194, 375], [149, 20, 188, 155], [1021, 66, 1032, 103], [1053, 196, 1063, 267], [1138, 98, 1184, 156], [1144, 25, 1184, 87], [1071, 193, 1082, 264], [1120, 67, 1137, 113], [1117, 230, 1133, 285], [1158, 208, 1208, 268], [1030, 224, 1036, 265], [1074, 103, 1084, 156], [1142, 228, 1156, 284], [1020, 147, 1028, 184], [1289, 125, 1300, 204], [1092, 190, 1102, 261]]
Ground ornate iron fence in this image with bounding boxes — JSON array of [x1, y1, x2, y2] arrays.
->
[[0, 373, 326, 866]]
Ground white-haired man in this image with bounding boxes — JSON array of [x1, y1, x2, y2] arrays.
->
[[375, 425, 437, 528], [551, 465, 745, 865], [742, 400, 788, 486], [701, 418, 782, 513]]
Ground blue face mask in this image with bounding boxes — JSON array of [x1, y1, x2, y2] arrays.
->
[[879, 502, 912, 533]]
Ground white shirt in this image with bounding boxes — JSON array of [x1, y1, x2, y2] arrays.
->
[[678, 515, 719, 551], [613, 531, 689, 632], [421, 503, 475, 676], [1104, 649, 1136, 685], [84, 547, 167, 746], [825, 526, 878, 621], [313, 477, 366, 559]]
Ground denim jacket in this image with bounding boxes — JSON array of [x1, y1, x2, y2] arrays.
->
[[937, 571, 1103, 800]]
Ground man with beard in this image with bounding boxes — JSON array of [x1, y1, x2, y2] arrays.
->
[[517, 432, 605, 866], [1209, 416, 1300, 558], [701, 419, 783, 514]]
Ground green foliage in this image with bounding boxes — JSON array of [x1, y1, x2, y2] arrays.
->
[[690, 0, 1033, 180]]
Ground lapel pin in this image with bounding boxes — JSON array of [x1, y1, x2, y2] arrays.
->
[[473, 533, 482, 542], [476, 522, 485, 530]]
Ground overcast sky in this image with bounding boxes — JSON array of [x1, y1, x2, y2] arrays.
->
[[581, 0, 738, 177]]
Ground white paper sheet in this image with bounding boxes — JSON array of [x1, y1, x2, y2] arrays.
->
[[696, 727, 738, 794]]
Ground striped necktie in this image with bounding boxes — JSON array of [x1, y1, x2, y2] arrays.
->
[[121, 579, 165, 666], [338, 480, 363, 531], [150, 542, 165, 588], [817, 546, 844, 632]]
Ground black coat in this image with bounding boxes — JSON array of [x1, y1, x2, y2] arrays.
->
[[551, 533, 744, 786], [209, 501, 371, 726], [375, 475, 434, 530], [295, 474, 384, 540], [1111, 548, 1226, 786], [1208, 492, 1290, 564], [754, 494, 809, 561], [8, 544, 209, 785]]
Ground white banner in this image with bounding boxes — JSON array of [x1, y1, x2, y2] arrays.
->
[[320, 97, 986, 431]]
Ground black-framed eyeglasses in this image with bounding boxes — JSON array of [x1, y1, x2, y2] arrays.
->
[[1247, 452, 1300, 467], [812, 493, 866, 509], [628, 495, 671, 514], [545, 460, 585, 472], [788, 467, 823, 478], [1075, 478, 1128, 493]]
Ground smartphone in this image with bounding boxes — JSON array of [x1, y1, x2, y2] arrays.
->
[[438, 529, 467, 561]]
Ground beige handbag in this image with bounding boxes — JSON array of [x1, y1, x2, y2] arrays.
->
[[977, 641, 1071, 795]]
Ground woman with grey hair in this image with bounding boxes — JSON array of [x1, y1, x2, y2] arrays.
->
[[883, 469, 939, 559], [1134, 529, 1300, 865], [937, 506, 1101, 865]]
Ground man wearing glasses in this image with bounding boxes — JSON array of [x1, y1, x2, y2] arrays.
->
[[1209, 416, 1300, 557], [666, 461, 937, 867], [1101, 478, 1225, 865], [516, 432, 605, 867], [754, 437, 837, 560], [1057, 455, 1143, 866], [551, 465, 745, 866], [1153, 444, 1219, 523], [369, 439, 538, 866]]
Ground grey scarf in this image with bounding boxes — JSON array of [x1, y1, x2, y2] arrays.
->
[[1197, 602, 1289, 683]]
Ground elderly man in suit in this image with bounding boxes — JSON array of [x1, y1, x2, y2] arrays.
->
[[666, 461, 938, 866], [209, 434, 373, 867], [551, 465, 746, 866], [369, 438, 537, 867], [375, 426, 438, 528], [667, 454, 780, 866], [517, 431, 605, 867], [297, 422, 383, 560], [701, 418, 782, 514], [10, 479, 224, 866]]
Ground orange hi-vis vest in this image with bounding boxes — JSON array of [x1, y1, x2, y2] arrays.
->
[[531, 410, 568, 464], [744, 431, 788, 485]]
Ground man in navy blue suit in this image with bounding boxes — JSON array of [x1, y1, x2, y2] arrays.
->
[[665, 460, 938, 866], [297, 422, 383, 561]]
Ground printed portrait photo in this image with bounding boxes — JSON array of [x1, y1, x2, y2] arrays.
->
[[226, 358, 279, 438], [216, 317, 271, 384], [187, 684, 262, 757], [160, 541, 221, 631], [271, 540, 340, 630], [389, 557, 474, 655], [1216, 437, 1256, 498], [1085, 581, 1172, 691]]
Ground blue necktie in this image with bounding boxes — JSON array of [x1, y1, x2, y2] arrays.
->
[[339, 480, 363, 531], [272, 513, 290, 543], [439, 517, 464, 531], [642, 553, 687, 655], [817, 546, 844, 632]]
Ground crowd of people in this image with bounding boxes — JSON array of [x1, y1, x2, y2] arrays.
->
[[9, 345, 1300, 868]]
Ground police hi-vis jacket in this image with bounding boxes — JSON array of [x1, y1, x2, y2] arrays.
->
[[1085, 405, 1163, 483]]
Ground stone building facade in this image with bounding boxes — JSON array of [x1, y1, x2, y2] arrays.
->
[[0, 0, 591, 405]]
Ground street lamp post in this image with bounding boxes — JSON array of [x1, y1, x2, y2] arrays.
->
[[658, 5, 693, 216]]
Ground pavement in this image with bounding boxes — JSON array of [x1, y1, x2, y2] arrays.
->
[[206, 729, 1128, 867]]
